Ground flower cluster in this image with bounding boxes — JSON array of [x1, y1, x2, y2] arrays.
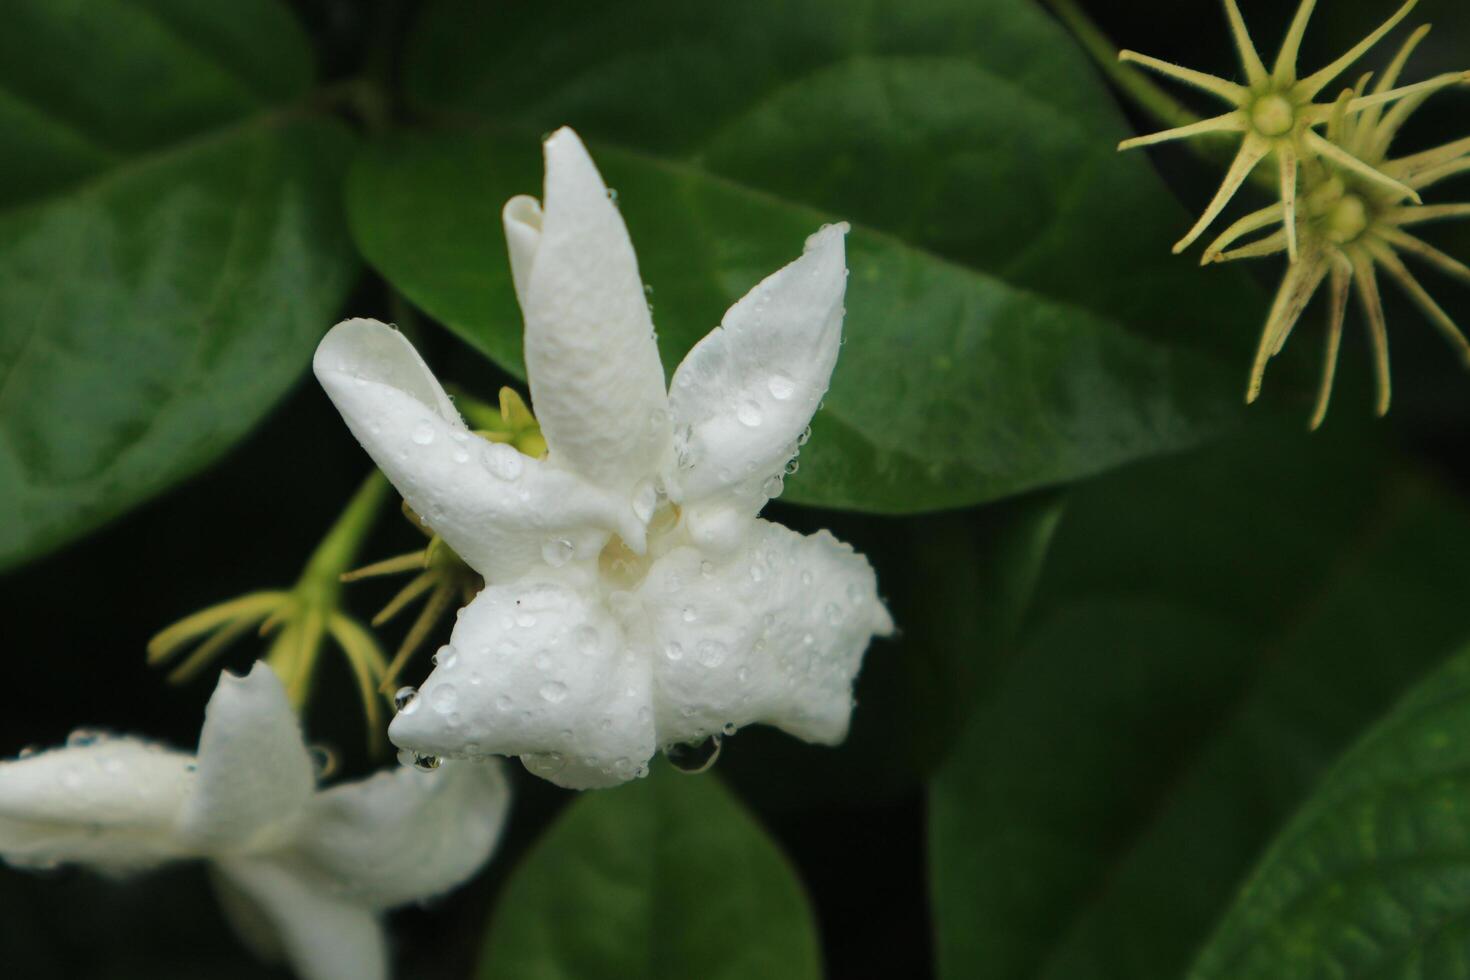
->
[[1119, 0, 1470, 425], [1, 124, 890, 977]]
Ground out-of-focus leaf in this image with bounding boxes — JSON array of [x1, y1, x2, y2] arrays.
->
[[476, 768, 820, 980], [929, 423, 1470, 980], [347, 0, 1270, 514], [1188, 637, 1470, 978], [0, 0, 358, 569]]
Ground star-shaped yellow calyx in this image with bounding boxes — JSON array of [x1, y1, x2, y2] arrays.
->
[[1119, 0, 1465, 262], [1199, 27, 1470, 427]]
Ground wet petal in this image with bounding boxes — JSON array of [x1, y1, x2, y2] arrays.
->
[[517, 128, 672, 496], [315, 318, 643, 582], [0, 736, 195, 873], [180, 663, 314, 851], [213, 857, 387, 980], [668, 223, 848, 513], [297, 760, 510, 909], [638, 520, 893, 747], [388, 580, 656, 789]]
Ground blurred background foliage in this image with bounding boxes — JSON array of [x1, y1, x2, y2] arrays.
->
[[3, 0, 1469, 978]]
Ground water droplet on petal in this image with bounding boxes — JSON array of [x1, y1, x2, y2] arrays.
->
[[768, 373, 796, 400], [722, 722, 737, 736], [542, 538, 574, 567], [737, 399, 763, 427], [825, 602, 843, 626], [700, 560, 714, 578], [394, 687, 419, 714], [540, 681, 568, 703], [481, 443, 524, 480], [666, 735, 722, 774], [431, 683, 459, 714], [846, 582, 866, 605], [412, 421, 436, 445], [681, 607, 697, 623], [761, 474, 784, 499], [665, 642, 684, 662], [696, 639, 728, 667], [632, 481, 658, 523], [309, 745, 338, 779]]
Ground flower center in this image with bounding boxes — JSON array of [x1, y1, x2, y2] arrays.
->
[[597, 503, 681, 591], [1324, 194, 1369, 245], [1250, 94, 1295, 137]]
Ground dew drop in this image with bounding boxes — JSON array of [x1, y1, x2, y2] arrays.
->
[[846, 582, 866, 605], [736, 399, 763, 427], [800, 570, 814, 586], [394, 686, 419, 714], [398, 750, 440, 772], [825, 602, 843, 626], [412, 421, 436, 445], [761, 474, 784, 499], [632, 481, 658, 522], [785, 459, 801, 476], [434, 645, 459, 670], [481, 443, 524, 481], [700, 559, 715, 578], [665, 642, 685, 662], [309, 745, 338, 779], [516, 611, 537, 628], [681, 607, 697, 623], [749, 563, 766, 583], [542, 537, 574, 567], [722, 722, 737, 736], [424, 681, 455, 712], [495, 694, 513, 711], [666, 735, 722, 774], [696, 639, 728, 667], [798, 425, 812, 446], [767, 373, 796, 400]]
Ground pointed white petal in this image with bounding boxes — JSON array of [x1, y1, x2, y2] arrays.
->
[[0, 736, 194, 873], [637, 520, 893, 747], [180, 663, 314, 851], [214, 857, 387, 980], [520, 128, 672, 495], [298, 760, 510, 910], [315, 318, 643, 581], [668, 223, 848, 512], [389, 580, 656, 789], [503, 195, 542, 310]]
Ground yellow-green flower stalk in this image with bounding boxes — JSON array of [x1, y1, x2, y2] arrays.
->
[[147, 472, 392, 741], [1118, 0, 1466, 261], [1201, 29, 1470, 427], [339, 386, 546, 693]]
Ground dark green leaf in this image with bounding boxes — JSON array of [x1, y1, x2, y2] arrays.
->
[[0, 0, 358, 569], [477, 768, 820, 980], [1189, 638, 1470, 979], [929, 424, 1470, 980], [348, 0, 1269, 513]]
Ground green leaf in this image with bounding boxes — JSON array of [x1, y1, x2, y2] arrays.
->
[[1188, 638, 1470, 979], [477, 768, 821, 980], [0, 0, 358, 569], [928, 424, 1470, 980], [348, 0, 1268, 514]]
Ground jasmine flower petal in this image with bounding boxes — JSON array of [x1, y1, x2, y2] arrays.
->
[[0, 736, 194, 873], [180, 662, 315, 851], [298, 760, 510, 908], [315, 318, 642, 582], [214, 856, 389, 980], [668, 223, 848, 511], [639, 520, 893, 747], [518, 128, 672, 496]]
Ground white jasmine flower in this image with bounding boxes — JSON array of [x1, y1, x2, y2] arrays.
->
[[314, 127, 893, 790], [0, 664, 510, 980]]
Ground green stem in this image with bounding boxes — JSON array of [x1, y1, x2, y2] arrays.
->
[[1043, 0, 1200, 131], [299, 471, 391, 602]]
